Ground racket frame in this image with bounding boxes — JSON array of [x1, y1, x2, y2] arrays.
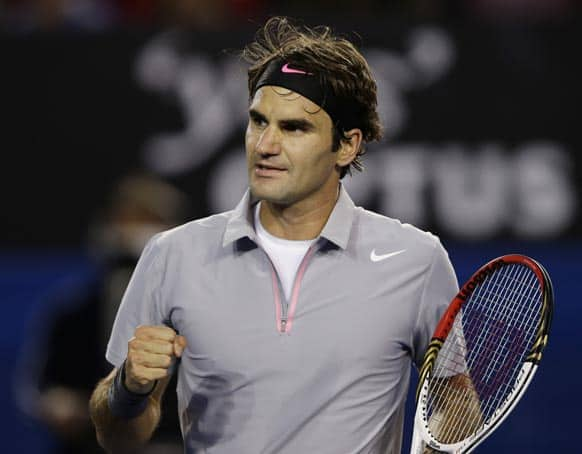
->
[[410, 254, 553, 454]]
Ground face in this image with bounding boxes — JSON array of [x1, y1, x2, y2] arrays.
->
[[245, 86, 341, 209]]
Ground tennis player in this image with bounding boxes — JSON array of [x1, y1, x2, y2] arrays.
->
[[89, 16, 458, 453]]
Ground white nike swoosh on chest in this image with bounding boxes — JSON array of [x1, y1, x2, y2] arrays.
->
[[370, 249, 407, 262]]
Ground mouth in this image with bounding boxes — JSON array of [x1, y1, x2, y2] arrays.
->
[[254, 163, 287, 177]]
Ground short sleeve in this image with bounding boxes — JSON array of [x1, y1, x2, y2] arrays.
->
[[105, 235, 167, 368], [412, 239, 458, 368]]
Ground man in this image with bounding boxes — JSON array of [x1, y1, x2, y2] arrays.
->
[[90, 17, 458, 454]]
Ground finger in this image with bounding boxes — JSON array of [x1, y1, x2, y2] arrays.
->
[[136, 366, 170, 381], [128, 350, 173, 369], [134, 325, 177, 342], [173, 335, 187, 357], [130, 338, 175, 356]]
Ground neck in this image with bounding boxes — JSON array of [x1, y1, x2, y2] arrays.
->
[[259, 186, 340, 240]]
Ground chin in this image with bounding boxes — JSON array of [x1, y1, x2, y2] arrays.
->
[[250, 181, 274, 198], [250, 186, 292, 205]]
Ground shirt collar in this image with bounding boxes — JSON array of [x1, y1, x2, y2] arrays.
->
[[318, 185, 356, 250], [222, 185, 356, 250], [222, 190, 258, 247]]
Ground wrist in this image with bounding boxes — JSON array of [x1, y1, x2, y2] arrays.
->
[[107, 361, 155, 419]]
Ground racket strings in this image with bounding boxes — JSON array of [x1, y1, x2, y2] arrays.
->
[[449, 264, 539, 442], [431, 264, 540, 441], [425, 263, 542, 444], [441, 264, 540, 440], [428, 265, 535, 443]]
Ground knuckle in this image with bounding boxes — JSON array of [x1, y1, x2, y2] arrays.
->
[[129, 351, 144, 367], [159, 325, 176, 337], [135, 325, 154, 338]]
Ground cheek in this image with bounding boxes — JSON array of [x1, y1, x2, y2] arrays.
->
[[245, 129, 256, 156], [310, 142, 337, 169], [293, 150, 335, 183], [245, 126, 253, 146]]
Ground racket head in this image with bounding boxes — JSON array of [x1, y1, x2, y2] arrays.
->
[[413, 254, 554, 453]]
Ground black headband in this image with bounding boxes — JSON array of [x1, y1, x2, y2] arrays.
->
[[253, 58, 361, 131]]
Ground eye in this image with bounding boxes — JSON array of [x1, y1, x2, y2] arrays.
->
[[250, 115, 267, 128], [281, 121, 311, 133], [283, 124, 304, 133]]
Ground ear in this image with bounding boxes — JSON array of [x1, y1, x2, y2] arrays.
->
[[335, 128, 363, 167]]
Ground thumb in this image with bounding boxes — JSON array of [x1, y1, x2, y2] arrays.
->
[[173, 335, 187, 357]]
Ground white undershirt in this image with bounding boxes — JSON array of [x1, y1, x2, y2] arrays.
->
[[254, 202, 315, 301]]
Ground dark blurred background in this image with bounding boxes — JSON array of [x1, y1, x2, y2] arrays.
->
[[1, 0, 580, 452]]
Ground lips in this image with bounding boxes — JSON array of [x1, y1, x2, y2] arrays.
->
[[254, 162, 287, 177]]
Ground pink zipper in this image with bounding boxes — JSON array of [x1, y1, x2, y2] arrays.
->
[[271, 245, 317, 333]]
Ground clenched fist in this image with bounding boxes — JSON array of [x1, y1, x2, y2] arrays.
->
[[124, 325, 187, 394]]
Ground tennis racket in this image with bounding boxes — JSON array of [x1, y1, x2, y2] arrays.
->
[[410, 254, 554, 453]]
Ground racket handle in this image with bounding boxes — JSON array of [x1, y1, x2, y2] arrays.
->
[[410, 427, 424, 454]]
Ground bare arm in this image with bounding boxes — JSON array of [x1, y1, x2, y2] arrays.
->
[[89, 325, 186, 453], [89, 369, 171, 453]]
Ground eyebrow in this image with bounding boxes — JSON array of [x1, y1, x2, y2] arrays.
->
[[249, 109, 316, 132], [249, 109, 267, 124]]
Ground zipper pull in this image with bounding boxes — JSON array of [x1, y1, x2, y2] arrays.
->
[[281, 319, 287, 333]]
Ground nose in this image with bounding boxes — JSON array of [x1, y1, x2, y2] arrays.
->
[[256, 126, 281, 156]]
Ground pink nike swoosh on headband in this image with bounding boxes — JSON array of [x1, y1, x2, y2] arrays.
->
[[281, 63, 311, 75]]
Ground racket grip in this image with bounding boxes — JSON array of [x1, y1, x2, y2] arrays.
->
[[410, 427, 424, 454]]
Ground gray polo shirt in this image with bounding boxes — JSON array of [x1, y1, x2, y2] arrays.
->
[[106, 186, 458, 454]]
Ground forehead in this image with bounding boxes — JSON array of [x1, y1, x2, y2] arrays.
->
[[250, 86, 331, 124]]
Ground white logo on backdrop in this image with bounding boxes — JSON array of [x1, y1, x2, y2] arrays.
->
[[134, 28, 576, 239]]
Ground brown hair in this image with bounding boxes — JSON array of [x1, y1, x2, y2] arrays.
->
[[242, 17, 383, 178]]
